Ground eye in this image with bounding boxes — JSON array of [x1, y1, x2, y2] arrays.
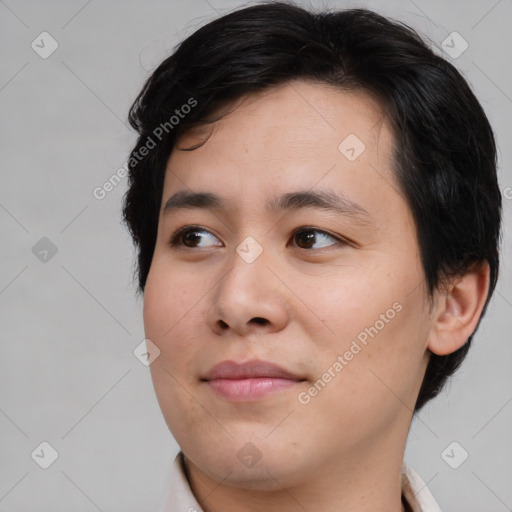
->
[[169, 226, 222, 248], [291, 227, 344, 249]]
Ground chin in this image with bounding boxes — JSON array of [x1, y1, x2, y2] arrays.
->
[[190, 445, 309, 491]]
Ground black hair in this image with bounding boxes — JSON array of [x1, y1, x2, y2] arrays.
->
[[122, 1, 501, 411]]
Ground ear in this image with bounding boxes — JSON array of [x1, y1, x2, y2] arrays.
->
[[428, 262, 490, 356]]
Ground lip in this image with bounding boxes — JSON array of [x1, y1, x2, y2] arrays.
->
[[202, 360, 305, 402], [204, 360, 303, 381]]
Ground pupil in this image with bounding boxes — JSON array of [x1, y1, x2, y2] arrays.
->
[[184, 231, 201, 246], [298, 231, 315, 248]]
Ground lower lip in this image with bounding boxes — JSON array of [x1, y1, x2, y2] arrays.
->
[[206, 378, 301, 401]]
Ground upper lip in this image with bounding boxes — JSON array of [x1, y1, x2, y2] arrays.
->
[[203, 360, 304, 381]]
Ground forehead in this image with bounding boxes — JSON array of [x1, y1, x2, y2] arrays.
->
[[164, 80, 403, 223], [175, 80, 390, 161]]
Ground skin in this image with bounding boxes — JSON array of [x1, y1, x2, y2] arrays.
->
[[143, 80, 490, 512]]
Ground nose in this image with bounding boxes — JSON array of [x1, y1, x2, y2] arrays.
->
[[206, 250, 289, 337]]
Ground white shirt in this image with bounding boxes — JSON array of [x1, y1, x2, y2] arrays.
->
[[159, 451, 442, 512]]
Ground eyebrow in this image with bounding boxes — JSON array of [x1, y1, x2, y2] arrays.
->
[[163, 190, 223, 214], [267, 190, 372, 223], [163, 189, 374, 225]]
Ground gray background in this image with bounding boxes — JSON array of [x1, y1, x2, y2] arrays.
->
[[0, 0, 511, 511]]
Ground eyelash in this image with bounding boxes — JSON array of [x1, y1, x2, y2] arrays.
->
[[168, 225, 349, 250]]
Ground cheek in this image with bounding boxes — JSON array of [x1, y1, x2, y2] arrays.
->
[[143, 259, 204, 344], [143, 261, 214, 436], [299, 259, 429, 409], [143, 259, 211, 413], [314, 290, 430, 422], [289, 261, 397, 347]]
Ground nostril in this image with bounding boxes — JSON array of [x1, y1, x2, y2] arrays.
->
[[251, 317, 269, 325], [219, 320, 229, 329]]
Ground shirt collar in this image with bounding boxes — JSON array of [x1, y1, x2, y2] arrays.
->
[[401, 462, 442, 512], [159, 451, 442, 512]]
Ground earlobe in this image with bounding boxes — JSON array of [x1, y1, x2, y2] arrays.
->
[[427, 262, 490, 356]]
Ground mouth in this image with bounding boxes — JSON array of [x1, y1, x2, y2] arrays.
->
[[201, 359, 306, 402]]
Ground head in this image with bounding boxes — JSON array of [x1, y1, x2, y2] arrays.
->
[[123, 0, 501, 489]]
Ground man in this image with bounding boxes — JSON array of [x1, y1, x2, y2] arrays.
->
[[123, 3, 501, 511]]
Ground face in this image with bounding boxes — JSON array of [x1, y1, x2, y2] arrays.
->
[[143, 81, 433, 490]]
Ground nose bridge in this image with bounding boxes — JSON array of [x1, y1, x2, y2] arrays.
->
[[222, 246, 265, 300], [208, 241, 288, 335]]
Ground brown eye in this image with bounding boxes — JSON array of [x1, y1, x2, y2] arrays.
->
[[182, 230, 202, 247], [170, 227, 222, 248], [293, 228, 341, 249], [295, 229, 316, 248]]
